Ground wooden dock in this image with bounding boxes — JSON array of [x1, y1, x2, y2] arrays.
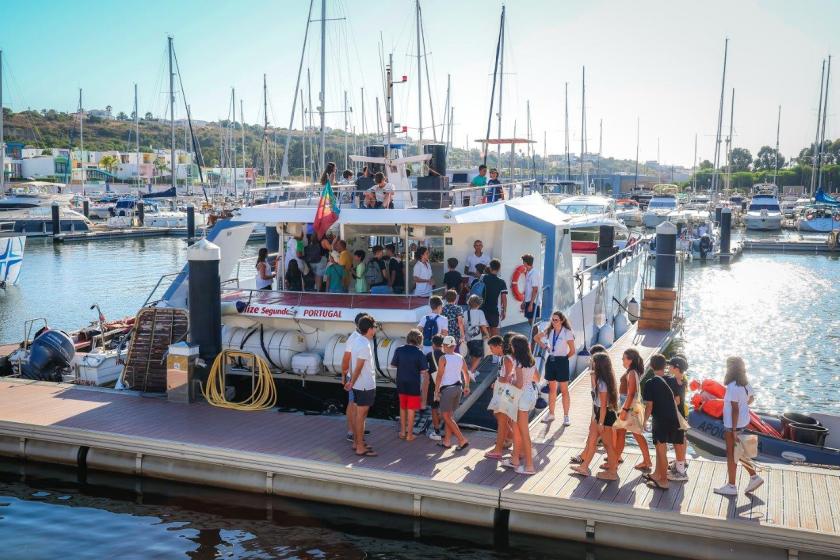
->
[[0, 327, 838, 559]]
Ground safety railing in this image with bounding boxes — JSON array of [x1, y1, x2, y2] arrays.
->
[[142, 272, 181, 307], [221, 286, 444, 311], [574, 236, 651, 293]]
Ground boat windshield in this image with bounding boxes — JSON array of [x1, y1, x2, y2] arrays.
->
[[648, 199, 677, 209], [748, 203, 780, 212], [617, 201, 638, 210], [556, 203, 607, 215]]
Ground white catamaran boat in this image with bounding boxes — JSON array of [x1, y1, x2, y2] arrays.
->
[[744, 184, 783, 231]]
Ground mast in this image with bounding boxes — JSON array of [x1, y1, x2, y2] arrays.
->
[[281, 0, 314, 179], [0, 50, 3, 192], [375, 96, 382, 137], [319, 0, 326, 173], [442, 75, 451, 148], [496, 6, 505, 169], [580, 66, 586, 189], [483, 5, 504, 168], [526, 100, 532, 177], [543, 130, 547, 181], [168, 36, 176, 193], [418, 2, 436, 143], [810, 60, 826, 196], [773, 105, 781, 185], [711, 38, 728, 195], [240, 98, 246, 193], [818, 55, 831, 192], [448, 106, 454, 151], [231, 88, 238, 196], [692, 133, 698, 191], [416, 0, 423, 151], [301, 89, 307, 180], [564, 82, 570, 180], [726, 88, 734, 191], [343, 90, 349, 169], [596, 118, 602, 193], [134, 83, 140, 185], [634, 117, 640, 190], [360, 87, 366, 155], [79, 88, 85, 193], [263, 74, 269, 182], [307, 68, 315, 179]]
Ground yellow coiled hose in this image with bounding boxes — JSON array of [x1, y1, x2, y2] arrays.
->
[[203, 350, 277, 411]]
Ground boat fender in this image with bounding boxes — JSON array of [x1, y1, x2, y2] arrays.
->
[[510, 265, 527, 302], [574, 347, 591, 377], [597, 323, 615, 348], [701, 398, 724, 418], [258, 324, 283, 371], [613, 312, 629, 339], [701, 379, 726, 398], [626, 298, 640, 322]]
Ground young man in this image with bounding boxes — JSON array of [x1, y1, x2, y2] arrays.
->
[[642, 354, 683, 490], [480, 259, 508, 337], [443, 258, 464, 291], [418, 296, 449, 408], [470, 164, 488, 189], [341, 313, 371, 441], [385, 243, 404, 294], [424, 334, 445, 440], [391, 329, 428, 441], [366, 171, 395, 209], [520, 253, 541, 325], [464, 240, 491, 279], [442, 290, 465, 347], [334, 239, 353, 290], [339, 169, 354, 184], [666, 355, 690, 481], [344, 316, 378, 456]]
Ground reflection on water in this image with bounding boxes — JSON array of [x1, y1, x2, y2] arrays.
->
[[673, 253, 840, 415], [0, 458, 666, 560]]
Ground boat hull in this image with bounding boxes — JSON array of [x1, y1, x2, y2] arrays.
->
[[0, 234, 25, 286], [643, 213, 669, 228], [797, 217, 840, 233], [744, 213, 782, 231], [687, 410, 840, 466]]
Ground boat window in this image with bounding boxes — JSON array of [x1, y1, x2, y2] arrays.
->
[[648, 199, 677, 209], [748, 203, 780, 211], [556, 203, 607, 215]]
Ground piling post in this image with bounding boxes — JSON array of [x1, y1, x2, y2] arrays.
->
[[714, 206, 722, 225], [82, 198, 90, 218], [51, 202, 60, 236], [654, 221, 677, 289], [137, 200, 145, 227], [186, 205, 195, 245], [187, 238, 222, 383], [719, 207, 732, 262], [597, 224, 616, 270]]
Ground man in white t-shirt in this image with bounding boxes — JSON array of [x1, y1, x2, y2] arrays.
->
[[464, 239, 491, 278], [344, 316, 378, 456], [417, 296, 449, 409], [520, 253, 541, 324], [341, 313, 370, 442]]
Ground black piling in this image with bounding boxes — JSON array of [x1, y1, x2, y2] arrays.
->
[[186, 205, 196, 245], [82, 198, 90, 218], [137, 201, 145, 227], [654, 221, 677, 289], [719, 208, 732, 262], [188, 239, 222, 382], [714, 206, 722, 225], [51, 202, 60, 236]]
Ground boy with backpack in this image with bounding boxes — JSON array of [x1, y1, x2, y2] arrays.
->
[[424, 335, 445, 440], [366, 245, 388, 292], [464, 294, 489, 378], [418, 296, 449, 409]]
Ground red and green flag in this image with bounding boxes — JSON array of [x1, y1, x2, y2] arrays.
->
[[313, 181, 340, 238]]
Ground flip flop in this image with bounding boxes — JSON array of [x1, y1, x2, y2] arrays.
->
[[570, 465, 591, 477], [355, 450, 378, 457], [634, 463, 653, 472], [484, 451, 504, 460], [398, 434, 406, 440], [569, 454, 584, 464], [437, 442, 452, 449], [456, 441, 470, 451], [596, 471, 618, 481], [500, 459, 517, 470], [646, 478, 668, 490]]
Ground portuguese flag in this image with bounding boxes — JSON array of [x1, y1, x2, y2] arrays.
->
[[313, 181, 340, 238]]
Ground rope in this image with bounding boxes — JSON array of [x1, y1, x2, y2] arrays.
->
[[203, 350, 277, 411]]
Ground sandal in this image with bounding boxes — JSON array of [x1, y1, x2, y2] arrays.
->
[[596, 471, 618, 481], [569, 454, 584, 464], [634, 463, 652, 472], [437, 442, 452, 449], [405, 434, 416, 442], [500, 459, 518, 470], [355, 449, 378, 457], [570, 465, 591, 477], [398, 433, 406, 440], [646, 477, 669, 490], [456, 441, 470, 451], [484, 451, 504, 460], [516, 465, 536, 476]]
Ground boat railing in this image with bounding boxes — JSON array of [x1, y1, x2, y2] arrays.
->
[[574, 236, 651, 292], [143, 272, 182, 307], [221, 286, 446, 311]]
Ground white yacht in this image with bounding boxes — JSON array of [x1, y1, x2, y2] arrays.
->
[[643, 194, 679, 228], [0, 221, 25, 287], [615, 198, 644, 227], [553, 195, 628, 254], [0, 182, 73, 210], [744, 184, 783, 231], [106, 197, 207, 229]]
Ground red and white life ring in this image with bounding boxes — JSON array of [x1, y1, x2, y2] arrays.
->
[[511, 265, 527, 302]]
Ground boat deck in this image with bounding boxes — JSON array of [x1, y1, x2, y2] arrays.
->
[[0, 322, 838, 559]]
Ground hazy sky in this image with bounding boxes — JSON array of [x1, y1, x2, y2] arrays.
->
[[2, 0, 839, 167]]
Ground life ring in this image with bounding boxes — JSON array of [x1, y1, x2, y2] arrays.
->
[[806, 211, 815, 221], [511, 265, 527, 302]]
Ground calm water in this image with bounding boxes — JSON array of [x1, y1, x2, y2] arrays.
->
[[0, 458, 665, 560], [673, 252, 840, 415]]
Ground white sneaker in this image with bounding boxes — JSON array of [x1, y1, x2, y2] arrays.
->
[[427, 430, 442, 441], [745, 475, 764, 494], [541, 413, 555, 423], [563, 415, 571, 426], [713, 483, 738, 496]]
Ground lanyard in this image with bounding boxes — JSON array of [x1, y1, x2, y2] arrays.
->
[[551, 329, 561, 354]]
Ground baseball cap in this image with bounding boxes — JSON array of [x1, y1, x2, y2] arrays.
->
[[668, 356, 688, 371], [442, 335, 456, 347]]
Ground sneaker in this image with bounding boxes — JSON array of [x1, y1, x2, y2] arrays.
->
[[427, 430, 442, 441], [346, 433, 353, 441], [713, 483, 738, 496], [563, 415, 571, 426], [667, 470, 689, 482], [541, 413, 555, 423], [745, 475, 764, 494]]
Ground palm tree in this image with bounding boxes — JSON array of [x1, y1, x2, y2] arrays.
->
[[99, 154, 120, 174]]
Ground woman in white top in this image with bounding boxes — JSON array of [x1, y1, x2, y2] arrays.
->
[[433, 336, 470, 450], [534, 311, 575, 425], [255, 248, 275, 290], [413, 247, 434, 296], [500, 334, 538, 475], [714, 356, 764, 496]]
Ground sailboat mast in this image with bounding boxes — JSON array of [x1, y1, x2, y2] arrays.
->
[[596, 118, 602, 193], [580, 66, 586, 188], [726, 88, 734, 191], [526, 100, 532, 178], [712, 38, 728, 195], [692, 133, 698, 191], [301, 89, 307, 180], [810, 60, 826, 196], [482, 6, 503, 168], [280, 0, 314, 179], [134, 83, 139, 186], [496, 7, 505, 169], [344, 90, 349, 169], [416, 0, 423, 151], [360, 87, 366, 155], [448, 106, 454, 151], [231, 88, 238, 197], [564, 82, 570, 180], [307, 68, 315, 179], [240, 98, 246, 193], [773, 105, 781, 185], [818, 55, 831, 192], [79, 88, 85, 193], [634, 117, 640, 190], [263, 74, 269, 182], [0, 50, 3, 192], [418, 2, 436, 143], [168, 36, 176, 193], [319, 0, 326, 173]]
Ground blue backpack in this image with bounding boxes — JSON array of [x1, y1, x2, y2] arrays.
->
[[469, 275, 486, 299], [422, 314, 440, 346]]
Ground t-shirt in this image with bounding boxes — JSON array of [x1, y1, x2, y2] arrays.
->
[[426, 348, 444, 377], [285, 237, 302, 270], [338, 250, 353, 287], [368, 182, 395, 203], [353, 262, 367, 293], [324, 264, 346, 293], [546, 327, 574, 357], [388, 257, 404, 290], [350, 334, 376, 391], [486, 178, 503, 202], [418, 313, 448, 353], [369, 257, 387, 287], [413, 261, 433, 296], [443, 270, 464, 291], [723, 382, 752, 429], [471, 175, 488, 187], [465, 308, 488, 340], [442, 303, 464, 341], [391, 344, 427, 396], [593, 380, 608, 406], [465, 252, 491, 275], [665, 375, 688, 418], [523, 267, 541, 304], [480, 273, 508, 314], [642, 375, 679, 430]]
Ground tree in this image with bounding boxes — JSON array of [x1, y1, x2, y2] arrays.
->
[[699, 159, 713, 170], [144, 112, 154, 120], [753, 145, 786, 171], [728, 147, 752, 172], [99, 154, 120, 173], [116, 112, 129, 121]]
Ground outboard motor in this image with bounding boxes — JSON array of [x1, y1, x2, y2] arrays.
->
[[699, 234, 712, 260], [21, 330, 76, 382]]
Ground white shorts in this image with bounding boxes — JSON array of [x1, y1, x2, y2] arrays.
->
[[518, 382, 538, 412]]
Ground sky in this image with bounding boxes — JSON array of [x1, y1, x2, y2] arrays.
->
[[2, 0, 840, 167]]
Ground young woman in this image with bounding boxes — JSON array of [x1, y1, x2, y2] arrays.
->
[[255, 248, 275, 291], [501, 334, 538, 475], [285, 258, 304, 292], [534, 311, 575, 425], [433, 336, 470, 450], [485, 333, 515, 461], [570, 352, 619, 480], [569, 344, 605, 465], [412, 247, 434, 296], [714, 356, 764, 496], [615, 348, 653, 471], [319, 161, 337, 185]]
